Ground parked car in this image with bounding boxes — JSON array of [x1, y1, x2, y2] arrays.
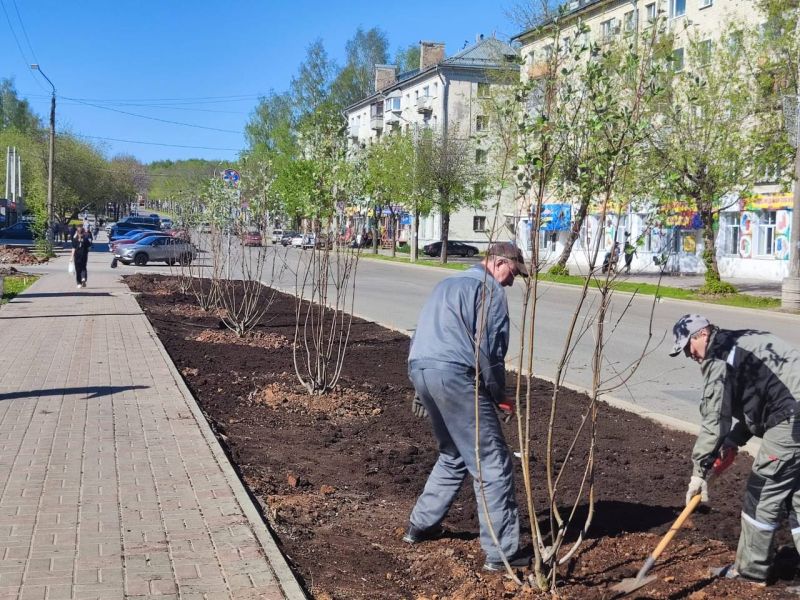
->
[[120, 215, 160, 228], [0, 221, 33, 240], [160, 218, 173, 230], [271, 229, 284, 244], [110, 222, 160, 239], [110, 231, 171, 253], [243, 227, 263, 247], [422, 241, 480, 258], [280, 231, 298, 246], [115, 235, 197, 266]]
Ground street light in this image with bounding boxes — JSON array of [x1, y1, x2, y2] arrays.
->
[[30, 64, 55, 245]]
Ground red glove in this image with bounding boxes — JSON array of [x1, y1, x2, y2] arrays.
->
[[712, 444, 738, 476], [497, 401, 514, 422]]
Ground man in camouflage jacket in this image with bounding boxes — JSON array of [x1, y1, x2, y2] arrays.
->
[[670, 314, 800, 584]]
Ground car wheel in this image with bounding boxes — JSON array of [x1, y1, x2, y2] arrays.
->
[[167, 258, 176, 266], [133, 253, 148, 266], [466, 249, 476, 257]]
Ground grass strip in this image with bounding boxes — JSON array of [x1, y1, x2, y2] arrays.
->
[[2, 274, 38, 304], [357, 252, 781, 310]]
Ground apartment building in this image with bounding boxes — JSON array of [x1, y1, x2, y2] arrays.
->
[[343, 36, 520, 251], [511, 0, 794, 281]]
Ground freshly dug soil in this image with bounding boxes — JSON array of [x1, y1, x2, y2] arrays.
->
[[0, 245, 45, 265], [127, 274, 799, 599]]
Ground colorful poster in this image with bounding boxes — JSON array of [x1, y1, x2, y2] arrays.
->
[[739, 212, 754, 258], [683, 234, 697, 254], [775, 210, 791, 260], [742, 194, 793, 211], [540, 204, 571, 231]]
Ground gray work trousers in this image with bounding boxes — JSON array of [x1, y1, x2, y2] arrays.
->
[[408, 367, 520, 562], [736, 416, 800, 580]]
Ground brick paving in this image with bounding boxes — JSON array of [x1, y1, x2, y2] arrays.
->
[[0, 247, 304, 599]]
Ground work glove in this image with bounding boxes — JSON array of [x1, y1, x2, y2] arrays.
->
[[685, 475, 709, 506], [497, 401, 514, 423], [712, 440, 739, 476], [411, 394, 428, 418]]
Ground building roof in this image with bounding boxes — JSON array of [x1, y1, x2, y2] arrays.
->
[[344, 36, 519, 114]]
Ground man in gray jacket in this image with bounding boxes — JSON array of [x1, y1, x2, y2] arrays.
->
[[403, 242, 529, 572], [670, 314, 800, 585]]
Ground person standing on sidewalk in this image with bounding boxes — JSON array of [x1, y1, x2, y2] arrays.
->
[[403, 242, 530, 572], [71, 225, 92, 288], [670, 314, 800, 586]]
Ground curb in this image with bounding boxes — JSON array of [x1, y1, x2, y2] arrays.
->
[[130, 282, 308, 600]]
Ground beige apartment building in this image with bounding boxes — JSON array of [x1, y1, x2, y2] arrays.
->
[[343, 36, 520, 252], [512, 0, 793, 281]]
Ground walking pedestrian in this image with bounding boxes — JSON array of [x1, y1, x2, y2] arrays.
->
[[623, 234, 637, 275], [71, 225, 92, 289], [670, 314, 800, 586], [403, 242, 530, 572]]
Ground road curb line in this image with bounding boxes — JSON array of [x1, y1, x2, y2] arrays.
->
[[132, 284, 308, 600]]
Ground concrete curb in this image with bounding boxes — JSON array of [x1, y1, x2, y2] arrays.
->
[[127, 281, 308, 600]]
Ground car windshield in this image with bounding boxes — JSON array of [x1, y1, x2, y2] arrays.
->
[[138, 236, 161, 245]]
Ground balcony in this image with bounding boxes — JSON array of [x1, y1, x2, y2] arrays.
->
[[416, 96, 433, 114], [370, 114, 383, 130]]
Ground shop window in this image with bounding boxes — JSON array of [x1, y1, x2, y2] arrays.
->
[[757, 210, 777, 255], [539, 230, 556, 252], [720, 213, 740, 255], [473, 216, 486, 232]]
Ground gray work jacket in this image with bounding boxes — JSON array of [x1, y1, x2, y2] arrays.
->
[[692, 328, 800, 478], [408, 265, 509, 405]]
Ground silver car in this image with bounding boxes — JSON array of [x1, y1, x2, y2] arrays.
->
[[116, 235, 197, 266]]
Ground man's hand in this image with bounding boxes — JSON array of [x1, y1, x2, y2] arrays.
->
[[685, 475, 709, 506], [497, 401, 514, 423], [712, 441, 738, 476], [411, 394, 428, 419]]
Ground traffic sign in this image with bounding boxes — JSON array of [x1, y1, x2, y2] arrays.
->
[[222, 169, 241, 188]]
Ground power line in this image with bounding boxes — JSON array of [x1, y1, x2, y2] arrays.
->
[[11, 0, 38, 64], [79, 134, 242, 152], [63, 96, 243, 134], [61, 93, 263, 103], [0, 0, 44, 92]]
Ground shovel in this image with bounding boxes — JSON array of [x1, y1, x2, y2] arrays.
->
[[611, 493, 703, 595]]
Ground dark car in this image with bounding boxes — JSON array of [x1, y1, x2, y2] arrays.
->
[[280, 231, 298, 246], [110, 222, 160, 239], [0, 221, 33, 240], [423, 241, 480, 258]]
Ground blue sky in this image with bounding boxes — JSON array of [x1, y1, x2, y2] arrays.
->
[[1, 0, 522, 165]]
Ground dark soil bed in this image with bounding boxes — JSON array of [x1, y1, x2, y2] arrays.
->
[[127, 273, 799, 599]]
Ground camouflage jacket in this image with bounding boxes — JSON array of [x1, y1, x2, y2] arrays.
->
[[692, 327, 800, 478]]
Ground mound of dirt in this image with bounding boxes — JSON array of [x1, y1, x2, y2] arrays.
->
[[0, 246, 45, 265]]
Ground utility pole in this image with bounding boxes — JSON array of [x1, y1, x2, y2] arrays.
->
[[31, 64, 56, 245]]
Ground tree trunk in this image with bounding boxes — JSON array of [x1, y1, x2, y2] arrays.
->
[[701, 205, 721, 283], [554, 197, 590, 272], [440, 208, 450, 264], [371, 206, 379, 255], [390, 211, 397, 257], [412, 208, 420, 263]]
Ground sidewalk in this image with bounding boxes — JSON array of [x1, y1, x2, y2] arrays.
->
[[0, 248, 305, 599]]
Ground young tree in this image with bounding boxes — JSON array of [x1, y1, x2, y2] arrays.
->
[[645, 25, 765, 292]]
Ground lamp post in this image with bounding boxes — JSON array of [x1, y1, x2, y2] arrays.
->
[[30, 64, 55, 245]]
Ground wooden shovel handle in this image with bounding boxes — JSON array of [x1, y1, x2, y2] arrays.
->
[[650, 494, 702, 561]]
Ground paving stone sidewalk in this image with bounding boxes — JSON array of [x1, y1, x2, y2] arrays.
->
[[0, 249, 305, 599]]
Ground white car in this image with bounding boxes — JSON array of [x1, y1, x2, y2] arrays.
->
[[271, 229, 284, 244], [160, 218, 173, 230], [290, 233, 316, 249]]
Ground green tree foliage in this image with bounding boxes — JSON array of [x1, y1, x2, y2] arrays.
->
[[0, 79, 40, 133], [394, 43, 421, 73], [330, 27, 390, 109]]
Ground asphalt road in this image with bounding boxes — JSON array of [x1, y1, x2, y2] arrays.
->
[[104, 235, 800, 431]]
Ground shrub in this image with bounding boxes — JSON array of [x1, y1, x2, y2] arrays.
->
[[548, 263, 570, 277]]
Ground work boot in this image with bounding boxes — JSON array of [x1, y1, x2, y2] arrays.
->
[[709, 564, 766, 587], [483, 549, 532, 572], [402, 523, 444, 544]]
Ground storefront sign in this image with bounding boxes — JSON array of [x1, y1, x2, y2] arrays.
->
[[539, 204, 571, 231], [741, 194, 793, 211]]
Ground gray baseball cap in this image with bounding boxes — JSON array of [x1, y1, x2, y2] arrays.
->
[[669, 314, 711, 357], [487, 242, 529, 277]]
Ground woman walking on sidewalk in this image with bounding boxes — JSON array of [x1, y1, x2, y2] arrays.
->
[[71, 225, 92, 288]]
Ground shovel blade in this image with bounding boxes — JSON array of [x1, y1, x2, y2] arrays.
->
[[611, 574, 657, 595]]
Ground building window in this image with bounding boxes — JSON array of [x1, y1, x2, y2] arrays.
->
[[697, 39, 713, 66], [672, 48, 685, 72], [600, 18, 619, 41], [720, 213, 739, 255], [624, 10, 636, 33], [423, 85, 430, 97], [646, 2, 656, 21], [757, 211, 777, 255], [476, 115, 489, 132], [475, 148, 488, 164], [473, 183, 486, 200], [385, 97, 401, 112], [473, 216, 486, 232], [433, 82, 438, 96], [757, 163, 781, 184], [477, 82, 490, 98], [539, 230, 556, 252], [561, 36, 571, 56], [672, 0, 686, 17], [699, 0, 712, 8]]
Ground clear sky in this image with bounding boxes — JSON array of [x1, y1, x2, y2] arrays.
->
[[1, 0, 523, 165]]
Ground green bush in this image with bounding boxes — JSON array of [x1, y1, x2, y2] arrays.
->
[[699, 279, 738, 295], [548, 264, 570, 277]]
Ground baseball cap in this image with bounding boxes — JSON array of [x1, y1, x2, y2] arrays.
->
[[487, 242, 529, 277], [669, 314, 711, 357]]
